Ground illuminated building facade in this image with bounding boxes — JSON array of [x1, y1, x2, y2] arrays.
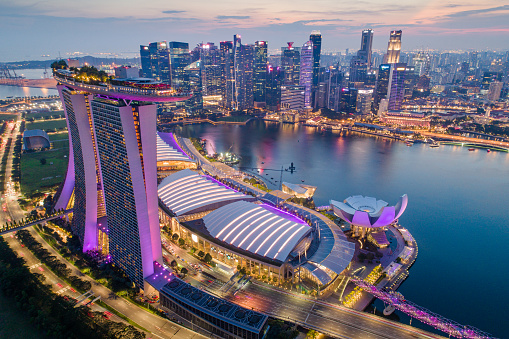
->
[[169, 41, 191, 89], [310, 31, 322, 107], [53, 70, 190, 288], [253, 41, 267, 105], [383, 30, 402, 64], [220, 41, 234, 109], [265, 65, 282, 111], [139, 42, 171, 84], [281, 42, 301, 86], [299, 41, 313, 108]]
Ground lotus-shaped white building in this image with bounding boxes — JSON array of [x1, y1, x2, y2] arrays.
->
[[330, 194, 408, 228]]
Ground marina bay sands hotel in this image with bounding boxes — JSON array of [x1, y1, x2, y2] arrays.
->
[[53, 69, 191, 287]]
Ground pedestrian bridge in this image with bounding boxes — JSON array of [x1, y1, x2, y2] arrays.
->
[[0, 208, 73, 235]]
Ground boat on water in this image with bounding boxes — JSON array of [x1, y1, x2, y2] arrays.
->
[[430, 144, 439, 148], [406, 143, 412, 146], [468, 148, 475, 151]]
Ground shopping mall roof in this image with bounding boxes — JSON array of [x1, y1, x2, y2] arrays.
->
[[158, 169, 252, 216], [156, 132, 193, 163], [202, 201, 312, 262]]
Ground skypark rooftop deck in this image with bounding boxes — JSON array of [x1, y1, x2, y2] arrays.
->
[[54, 69, 192, 102]]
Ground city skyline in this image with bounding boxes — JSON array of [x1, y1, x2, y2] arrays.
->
[[1, 1, 509, 61]]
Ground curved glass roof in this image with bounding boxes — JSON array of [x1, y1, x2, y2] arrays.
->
[[158, 169, 249, 216], [157, 132, 193, 163], [203, 201, 312, 262], [283, 202, 355, 275]]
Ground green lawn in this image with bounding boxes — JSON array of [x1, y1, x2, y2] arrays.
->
[[21, 143, 69, 196], [26, 110, 64, 120], [49, 131, 69, 142], [0, 114, 18, 122], [0, 291, 44, 338], [26, 119, 67, 132]]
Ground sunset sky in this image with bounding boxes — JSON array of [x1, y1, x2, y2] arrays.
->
[[1, 0, 508, 61]]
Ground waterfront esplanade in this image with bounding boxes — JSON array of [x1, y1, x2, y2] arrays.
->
[[53, 68, 191, 288]]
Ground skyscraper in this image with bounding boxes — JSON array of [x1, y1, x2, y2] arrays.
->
[[358, 29, 374, 70], [253, 41, 268, 105], [139, 42, 171, 84], [53, 70, 190, 288], [265, 65, 282, 111], [383, 30, 402, 64], [299, 41, 313, 108], [169, 41, 191, 89], [281, 42, 301, 86], [374, 64, 391, 110], [387, 63, 407, 110], [220, 41, 234, 109], [140, 45, 151, 77], [310, 31, 322, 107], [349, 29, 374, 83]]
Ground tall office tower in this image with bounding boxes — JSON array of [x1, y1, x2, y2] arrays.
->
[[265, 65, 282, 111], [315, 82, 329, 109], [358, 29, 374, 69], [140, 45, 151, 77], [356, 89, 374, 115], [383, 30, 402, 64], [184, 60, 203, 113], [192, 43, 221, 96], [403, 66, 418, 98], [326, 67, 343, 111], [487, 81, 503, 101], [53, 70, 190, 288], [374, 64, 391, 110], [349, 58, 368, 83], [138, 42, 171, 84], [387, 63, 407, 110], [233, 34, 243, 109], [339, 88, 358, 113], [281, 42, 301, 86], [310, 31, 322, 107], [281, 85, 305, 112], [253, 41, 268, 105], [349, 29, 374, 84], [236, 44, 254, 110], [169, 41, 191, 89], [220, 41, 234, 109], [299, 41, 313, 108]]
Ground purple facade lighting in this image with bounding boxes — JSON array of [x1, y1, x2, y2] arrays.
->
[[351, 278, 495, 339], [331, 194, 408, 228], [53, 70, 189, 288], [299, 41, 313, 108]]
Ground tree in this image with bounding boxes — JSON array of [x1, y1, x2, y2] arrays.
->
[[170, 260, 177, 268], [172, 233, 179, 241], [198, 250, 205, 258], [203, 253, 212, 264], [178, 238, 185, 247], [180, 267, 188, 276], [307, 329, 319, 339]]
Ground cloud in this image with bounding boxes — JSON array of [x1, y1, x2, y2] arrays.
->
[[162, 10, 186, 14], [216, 15, 250, 20], [446, 5, 509, 18]]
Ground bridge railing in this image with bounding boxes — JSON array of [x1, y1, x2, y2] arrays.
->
[[351, 278, 496, 339], [0, 209, 72, 235]]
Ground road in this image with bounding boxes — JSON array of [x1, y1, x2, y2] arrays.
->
[[0, 115, 206, 339], [419, 131, 509, 149]]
